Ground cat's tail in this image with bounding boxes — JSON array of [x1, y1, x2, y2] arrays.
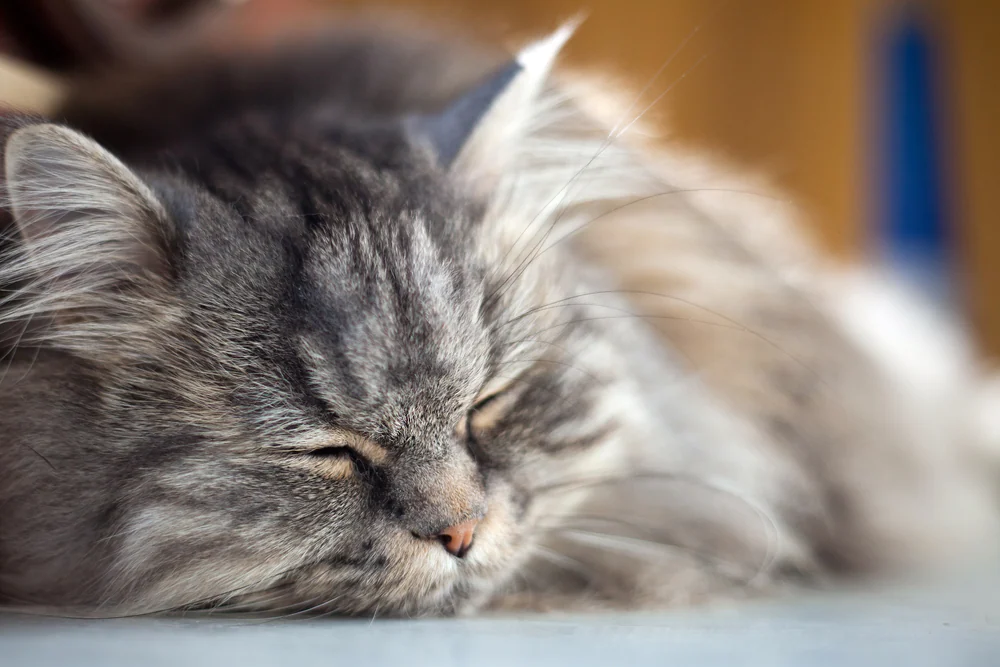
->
[[827, 268, 1000, 570]]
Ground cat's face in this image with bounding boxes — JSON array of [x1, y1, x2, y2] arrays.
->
[[109, 136, 615, 616], [1, 28, 643, 615]]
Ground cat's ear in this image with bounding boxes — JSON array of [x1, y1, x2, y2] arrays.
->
[[413, 21, 577, 186], [3, 124, 172, 344], [6, 123, 169, 270]]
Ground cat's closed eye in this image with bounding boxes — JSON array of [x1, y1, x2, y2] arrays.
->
[[305, 444, 371, 479], [464, 390, 514, 454], [297, 446, 358, 480], [307, 446, 355, 459], [294, 435, 387, 479]]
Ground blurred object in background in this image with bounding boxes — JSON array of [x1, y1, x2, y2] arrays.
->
[[0, 0, 250, 70], [0, 0, 995, 358], [873, 4, 955, 313]]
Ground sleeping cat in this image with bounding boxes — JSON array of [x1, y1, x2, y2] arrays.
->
[[0, 20, 997, 617]]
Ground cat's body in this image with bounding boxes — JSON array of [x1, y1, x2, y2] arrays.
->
[[0, 21, 996, 616]]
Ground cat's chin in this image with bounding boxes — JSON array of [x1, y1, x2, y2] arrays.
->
[[395, 483, 530, 616], [237, 484, 529, 618]]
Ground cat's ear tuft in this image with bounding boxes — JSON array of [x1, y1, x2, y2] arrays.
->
[[2, 124, 174, 353], [5, 123, 172, 285], [415, 59, 523, 167], [412, 19, 578, 185]]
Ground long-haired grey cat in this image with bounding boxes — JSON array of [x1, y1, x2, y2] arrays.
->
[[0, 20, 997, 617]]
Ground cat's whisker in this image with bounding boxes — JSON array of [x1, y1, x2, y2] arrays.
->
[[487, 6, 726, 305], [528, 544, 594, 582], [499, 287, 794, 382], [303, 594, 362, 622], [547, 526, 760, 588], [604, 6, 717, 137], [192, 586, 297, 617], [531, 469, 698, 497], [190, 569, 348, 621], [497, 334, 573, 357], [544, 512, 772, 578], [543, 522, 726, 570], [613, 52, 713, 140], [157, 563, 320, 620], [493, 356, 599, 382], [521, 312, 757, 345], [507, 289, 874, 467], [486, 169, 547, 288], [0, 300, 41, 386], [213, 596, 334, 624], [489, 113, 710, 316], [501, 300, 643, 333], [502, 286, 770, 331], [533, 471, 783, 588], [515, 307, 834, 399], [17, 441, 56, 472], [0, 599, 184, 621], [534, 188, 789, 261], [491, 370, 564, 401], [95, 523, 153, 545]]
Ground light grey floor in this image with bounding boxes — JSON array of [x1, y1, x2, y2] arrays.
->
[[2, 576, 998, 667]]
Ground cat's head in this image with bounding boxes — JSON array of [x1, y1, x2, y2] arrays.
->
[[0, 24, 658, 615]]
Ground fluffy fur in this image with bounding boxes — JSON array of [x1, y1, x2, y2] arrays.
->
[[0, 21, 996, 617]]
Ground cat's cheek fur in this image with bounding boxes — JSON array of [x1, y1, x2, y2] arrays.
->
[[102, 475, 534, 616], [257, 482, 530, 617]]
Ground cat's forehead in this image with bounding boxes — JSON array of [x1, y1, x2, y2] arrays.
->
[[166, 119, 502, 433], [171, 115, 477, 295], [297, 206, 492, 433]]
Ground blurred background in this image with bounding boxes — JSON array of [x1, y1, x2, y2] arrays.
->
[[0, 0, 995, 356]]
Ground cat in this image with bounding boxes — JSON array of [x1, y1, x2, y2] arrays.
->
[[0, 18, 997, 617]]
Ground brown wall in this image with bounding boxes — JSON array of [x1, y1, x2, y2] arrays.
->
[[942, 1, 1000, 357]]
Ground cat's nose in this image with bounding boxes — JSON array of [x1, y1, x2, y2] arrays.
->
[[433, 519, 479, 558]]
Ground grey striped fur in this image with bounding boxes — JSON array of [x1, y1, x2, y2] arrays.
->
[[0, 21, 996, 617]]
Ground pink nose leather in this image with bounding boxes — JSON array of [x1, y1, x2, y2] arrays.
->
[[434, 519, 479, 558]]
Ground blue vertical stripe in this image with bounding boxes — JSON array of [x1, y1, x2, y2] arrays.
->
[[877, 8, 955, 309]]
